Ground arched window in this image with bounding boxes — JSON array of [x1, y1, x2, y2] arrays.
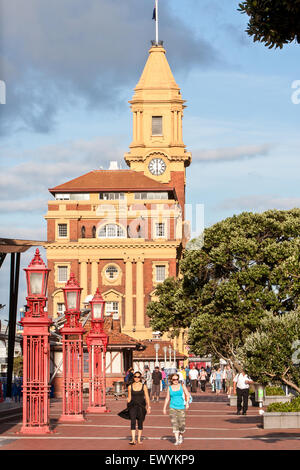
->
[[98, 223, 126, 238], [92, 226, 96, 238], [81, 226, 86, 238]]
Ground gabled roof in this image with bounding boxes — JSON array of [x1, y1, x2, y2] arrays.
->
[[49, 170, 175, 195]]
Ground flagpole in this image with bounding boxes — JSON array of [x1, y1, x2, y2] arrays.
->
[[155, 0, 159, 45]]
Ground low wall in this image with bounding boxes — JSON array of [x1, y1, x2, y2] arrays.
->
[[264, 412, 300, 429]]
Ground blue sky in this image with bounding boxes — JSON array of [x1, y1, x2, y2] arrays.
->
[[0, 0, 299, 321]]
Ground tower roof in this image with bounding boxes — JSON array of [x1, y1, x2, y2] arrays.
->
[[131, 44, 185, 104]]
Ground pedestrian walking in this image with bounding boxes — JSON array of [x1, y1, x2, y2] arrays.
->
[[225, 365, 234, 397], [221, 367, 227, 393], [118, 371, 151, 445], [161, 367, 167, 390], [185, 365, 190, 387], [188, 365, 199, 393], [177, 369, 184, 384], [124, 367, 134, 387], [163, 373, 190, 445], [143, 365, 152, 396], [214, 367, 222, 395], [210, 368, 216, 392], [199, 367, 207, 392], [233, 369, 253, 415], [151, 366, 162, 402]]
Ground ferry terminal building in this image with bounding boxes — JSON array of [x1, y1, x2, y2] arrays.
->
[[45, 42, 192, 391]]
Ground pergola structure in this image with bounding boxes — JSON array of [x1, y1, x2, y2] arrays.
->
[[0, 238, 48, 398]]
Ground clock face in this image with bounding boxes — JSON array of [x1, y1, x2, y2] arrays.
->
[[148, 158, 166, 176]]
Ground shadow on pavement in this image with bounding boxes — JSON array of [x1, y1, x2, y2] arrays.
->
[[244, 432, 300, 443]]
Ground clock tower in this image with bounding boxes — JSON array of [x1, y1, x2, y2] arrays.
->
[[124, 42, 192, 211]]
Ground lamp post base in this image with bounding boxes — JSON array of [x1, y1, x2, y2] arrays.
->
[[86, 405, 111, 413], [58, 413, 85, 422], [18, 425, 52, 435]]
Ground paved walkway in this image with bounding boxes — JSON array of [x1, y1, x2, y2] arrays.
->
[[0, 388, 300, 452]]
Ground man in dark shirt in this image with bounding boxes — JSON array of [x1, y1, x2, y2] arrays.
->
[[151, 366, 162, 402]]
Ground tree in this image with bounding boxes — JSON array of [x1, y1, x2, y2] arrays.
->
[[237, 310, 300, 393], [147, 278, 189, 337], [147, 209, 300, 365], [238, 0, 300, 49]]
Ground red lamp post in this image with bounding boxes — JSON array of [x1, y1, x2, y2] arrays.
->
[[20, 248, 52, 434], [86, 288, 110, 413], [59, 273, 85, 422]]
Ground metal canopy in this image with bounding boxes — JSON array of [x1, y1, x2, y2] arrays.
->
[[0, 238, 48, 398], [0, 238, 48, 253]]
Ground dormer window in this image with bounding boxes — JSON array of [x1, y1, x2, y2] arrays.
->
[[152, 116, 162, 136]]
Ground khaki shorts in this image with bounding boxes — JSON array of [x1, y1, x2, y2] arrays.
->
[[169, 408, 186, 433]]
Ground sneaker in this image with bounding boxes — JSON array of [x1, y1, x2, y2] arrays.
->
[[236, 411, 241, 415], [178, 434, 183, 444]]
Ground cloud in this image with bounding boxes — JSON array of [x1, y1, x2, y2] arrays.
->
[[192, 143, 271, 162], [0, 0, 221, 135], [218, 195, 300, 212], [0, 135, 125, 203]]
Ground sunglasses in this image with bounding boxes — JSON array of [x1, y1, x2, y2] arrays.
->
[[134, 375, 141, 379], [172, 378, 179, 381]]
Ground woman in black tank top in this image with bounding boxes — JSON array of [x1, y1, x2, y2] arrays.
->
[[127, 371, 151, 445]]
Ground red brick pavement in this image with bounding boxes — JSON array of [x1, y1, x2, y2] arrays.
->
[[1, 389, 300, 452]]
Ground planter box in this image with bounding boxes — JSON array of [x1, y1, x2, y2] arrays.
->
[[264, 395, 292, 406], [263, 411, 300, 429]]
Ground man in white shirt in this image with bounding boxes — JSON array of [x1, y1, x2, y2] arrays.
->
[[188, 366, 199, 393], [233, 369, 253, 415]]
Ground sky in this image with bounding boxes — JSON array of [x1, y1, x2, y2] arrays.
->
[[0, 0, 299, 321]]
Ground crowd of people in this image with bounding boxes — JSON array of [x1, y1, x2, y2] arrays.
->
[[120, 363, 252, 445]]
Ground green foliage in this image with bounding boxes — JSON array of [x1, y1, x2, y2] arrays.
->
[[265, 386, 285, 396], [238, 0, 300, 49], [267, 396, 300, 412], [147, 209, 300, 365], [238, 311, 300, 392], [146, 278, 189, 337]]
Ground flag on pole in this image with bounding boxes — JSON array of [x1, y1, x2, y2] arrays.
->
[[152, 7, 156, 20]]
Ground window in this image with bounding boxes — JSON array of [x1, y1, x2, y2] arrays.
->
[[57, 303, 65, 315], [69, 193, 89, 201], [152, 116, 163, 135], [55, 193, 70, 200], [105, 265, 119, 280], [92, 226, 96, 238], [81, 226, 86, 238], [105, 301, 119, 319], [98, 224, 126, 238], [155, 222, 165, 238], [155, 265, 166, 283], [58, 266, 68, 283], [58, 223, 67, 238], [134, 192, 169, 200], [99, 193, 125, 200]]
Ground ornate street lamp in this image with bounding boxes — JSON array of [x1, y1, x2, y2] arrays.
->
[[163, 346, 167, 369], [154, 343, 160, 366], [19, 248, 52, 434], [86, 288, 110, 413], [168, 345, 172, 368], [59, 273, 85, 422]]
